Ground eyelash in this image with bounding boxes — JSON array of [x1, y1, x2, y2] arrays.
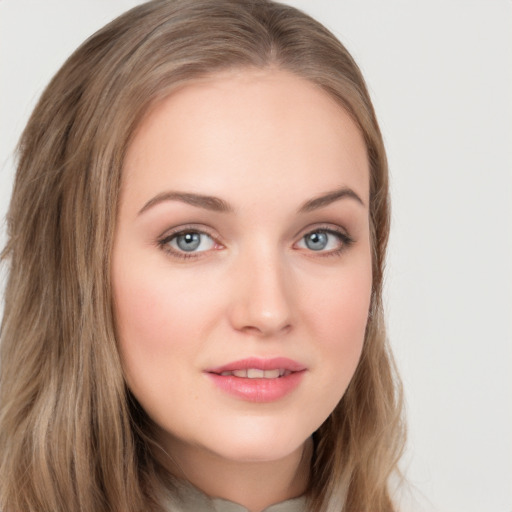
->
[[157, 225, 354, 261], [299, 227, 354, 258], [157, 225, 220, 261]]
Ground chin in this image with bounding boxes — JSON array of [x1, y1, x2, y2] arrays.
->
[[200, 418, 310, 463], [209, 440, 306, 464]]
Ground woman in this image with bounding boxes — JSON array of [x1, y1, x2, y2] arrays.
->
[[0, 1, 405, 511]]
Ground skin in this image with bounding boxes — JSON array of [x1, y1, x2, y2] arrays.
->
[[112, 68, 372, 511]]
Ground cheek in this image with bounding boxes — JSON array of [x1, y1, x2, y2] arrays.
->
[[305, 257, 372, 339], [112, 262, 223, 384], [114, 274, 175, 358], [301, 257, 372, 393], [112, 264, 189, 387]]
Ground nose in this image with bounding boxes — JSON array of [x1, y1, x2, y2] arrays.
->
[[228, 248, 294, 337]]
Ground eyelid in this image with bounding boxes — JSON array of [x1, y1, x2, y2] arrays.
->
[[157, 224, 224, 260], [293, 224, 354, 255], [156, 222, 354, 260], [295, 223, 350, 241]]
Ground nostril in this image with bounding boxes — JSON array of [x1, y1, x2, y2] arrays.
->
[[239, 322, 292, 337]]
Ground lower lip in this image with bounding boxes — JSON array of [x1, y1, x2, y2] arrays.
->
[[206, 371, 305, 402]]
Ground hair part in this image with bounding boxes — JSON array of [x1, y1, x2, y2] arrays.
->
[[0, 1, 405, 511]]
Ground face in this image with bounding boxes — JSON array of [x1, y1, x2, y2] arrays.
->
[[112, 69, 372, 468]]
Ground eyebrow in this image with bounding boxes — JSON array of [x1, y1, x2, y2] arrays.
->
[[138, 191, 233, 215], [297, 187, 365, 212], [138, 186, 365, 216]]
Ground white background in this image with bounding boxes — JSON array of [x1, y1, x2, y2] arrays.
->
[[0, 1, 511, 511]]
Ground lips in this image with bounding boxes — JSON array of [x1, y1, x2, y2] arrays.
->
[[205, 357, 306, 402], [207, 357, 306, 374], [218, 368, 292, 378]]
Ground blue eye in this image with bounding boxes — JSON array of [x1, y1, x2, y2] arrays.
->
[[297, 229, 350, 253], [304, 232, 328, 251], [165, 231, 216, 253]]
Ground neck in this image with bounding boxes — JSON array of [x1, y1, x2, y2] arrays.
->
[[158, 435, 312, 512]]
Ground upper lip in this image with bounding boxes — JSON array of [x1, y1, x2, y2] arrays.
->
[[206, 357, 306, 374]]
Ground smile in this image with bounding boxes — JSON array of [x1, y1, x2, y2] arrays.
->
[[218, 369, 292, 378], [205, 358, 306, 402]]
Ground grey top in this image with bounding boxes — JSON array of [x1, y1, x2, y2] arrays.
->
[[163, 481, 307, 512]]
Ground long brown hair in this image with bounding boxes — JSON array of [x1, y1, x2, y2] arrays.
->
[[0, 1, 405, 510]]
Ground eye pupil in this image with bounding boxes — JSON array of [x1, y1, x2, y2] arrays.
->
[[176, 232, 201, 251], [305, 232, 328, 251]]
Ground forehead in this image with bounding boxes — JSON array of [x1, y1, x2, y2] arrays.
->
[[122, 68, 369, 211]]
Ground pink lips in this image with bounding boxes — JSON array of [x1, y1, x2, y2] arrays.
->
[[205, 357, 306, 402]]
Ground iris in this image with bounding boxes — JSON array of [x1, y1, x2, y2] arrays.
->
[[304, 232, 328, 251]]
